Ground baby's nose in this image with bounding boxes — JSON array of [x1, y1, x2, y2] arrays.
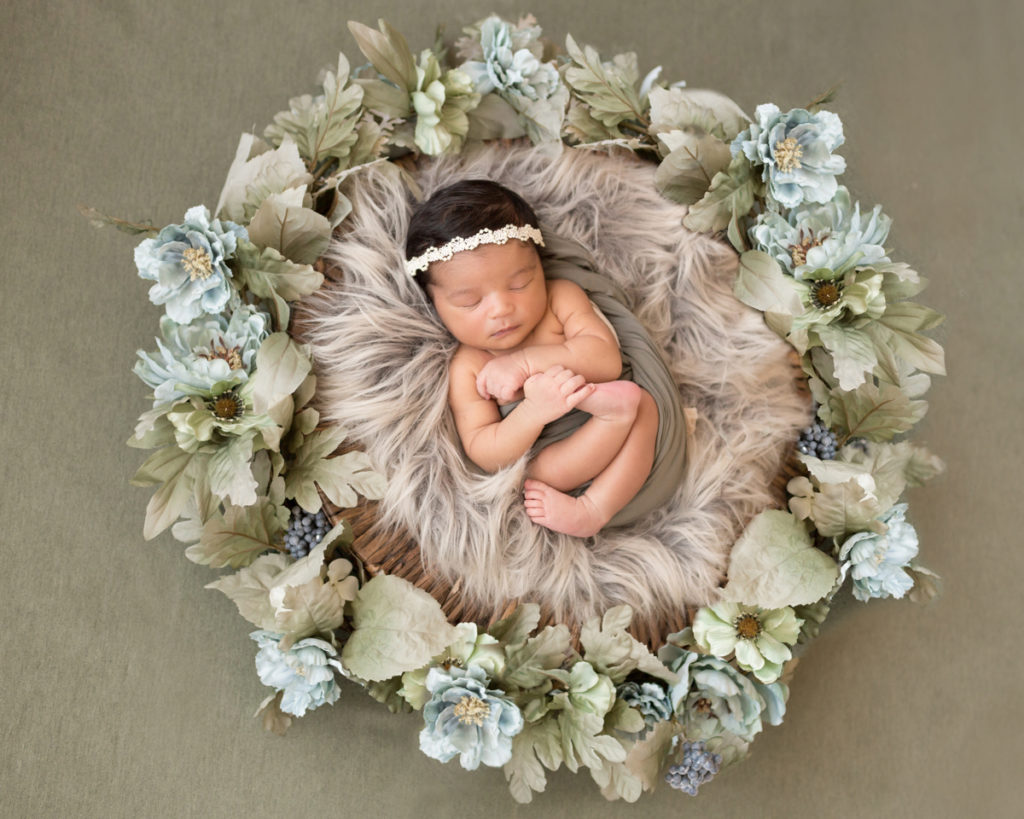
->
[[489, 294, 514, 316]]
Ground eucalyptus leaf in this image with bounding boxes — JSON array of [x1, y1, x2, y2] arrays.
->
[[353, 77, 412, 119], [564, 97, 625, 143], [683, 154, 755, 234], [248, 333, 312, 416], [563, 35, 643, 128], [342, 574, 457, 682], [721, 509, 839, 608], [246, 191, 332, 266]]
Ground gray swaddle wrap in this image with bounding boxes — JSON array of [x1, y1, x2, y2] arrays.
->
[[498, 232, 687, 528]]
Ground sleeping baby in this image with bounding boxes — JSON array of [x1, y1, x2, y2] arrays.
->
[[405, 180, 659, 537]]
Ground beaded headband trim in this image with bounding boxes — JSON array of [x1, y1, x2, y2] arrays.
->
[[404, 224, 545, 276]]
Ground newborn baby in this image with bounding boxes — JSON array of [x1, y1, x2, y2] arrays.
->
[[405, 180, 657, 537]]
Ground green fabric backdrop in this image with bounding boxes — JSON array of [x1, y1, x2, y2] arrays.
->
[[2, 1, 1020, 815]]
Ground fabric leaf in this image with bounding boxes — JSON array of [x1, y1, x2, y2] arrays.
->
[[828, 380, 928, 442], [504, 625, 574, 689], [184, 499, 286, 569], [683, 154, 756, 234], [205, 551, 292, 630], [248, 333, 312, 416]]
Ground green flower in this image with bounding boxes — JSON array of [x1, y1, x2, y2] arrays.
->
[[792, 266, 887, 329], [692, 603, 801, 684], [411, 51, 480, 155], [419, 666, 523, 770]]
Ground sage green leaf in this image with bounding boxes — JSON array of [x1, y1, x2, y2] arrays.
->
[[76, 203, 157, 236], [815, 323, 878, 391], [653, 87, 749, 141], [558, 704, 627, 773], [733, 249, 804, 316], [504, 625, 574, 689], [364, 677, 413, 714], [184, 499, 286, 568], [467, 93, 529, 141], [286, 435, 386, 513], [354, 77, 412, 119], [342, 574, 457, 682], [907, 561, 943, 603], [312, 52, 365, 164], [579, 606, 677, 685], [721, 509, 838, 608], [904, 445, 945, 486], [276, 558, 359, 649], [235, 241, 324, 303], [873, 302, 946, 375], [604, 698, 646, 734], [205, 551, 292, 630], [248, 333, 312, 416], [623, 719, 680, 791], [564, 97, 624, 143], [563, 35, 643, 128], [504, 719, 562, 804], [488, 603, 541, 649], [787, 475, 884, 537], [135, 447, 197, 540], [255, 691, 293, 736], [592, 758, 644, 803], [828, 380, 928, 442], [683, 154, 755, 233], [348, 19, 417, 93], [207, 430, 258, 507], [246, 190, 332, 266], [654, 132, 732, 205], [129, 408, 175, 448]]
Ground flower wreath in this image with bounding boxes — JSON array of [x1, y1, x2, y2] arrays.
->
[[97, 14, 946, 804]]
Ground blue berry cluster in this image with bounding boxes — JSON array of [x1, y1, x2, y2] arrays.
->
[[665, 741, 722, 796], [797, 419, 839, 460], [283, 507, 330, 559]]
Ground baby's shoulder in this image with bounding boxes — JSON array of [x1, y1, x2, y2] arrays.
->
[[450, 345, 492, 379]]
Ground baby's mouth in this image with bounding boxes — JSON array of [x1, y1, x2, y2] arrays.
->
[[491, 325, 518, 338]]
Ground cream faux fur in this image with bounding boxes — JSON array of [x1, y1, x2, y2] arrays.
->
[[302, 143, 810, 625]]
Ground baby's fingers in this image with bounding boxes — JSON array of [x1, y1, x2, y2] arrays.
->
[[560, 373, 587, 395], [564, 382, 596, 408]]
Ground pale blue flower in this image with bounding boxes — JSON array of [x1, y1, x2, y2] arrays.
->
[[617, 680, 673, 731], [134, 303, 271, 408], [134, 205, 247, 323], [664, 649, 787, 744], [419, 665, 523, 770], [749, 186, 892, 279], [838, 503, 920, 601], [732, 104, 846, 208], [251, 630, 344, 717], [460, 15, 566, 142]]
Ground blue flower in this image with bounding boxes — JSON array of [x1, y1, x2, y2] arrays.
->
[[419, 665, 523, 770], [135, 205, 247, 323], [134, 303, 271, 408], [251, 630, 344, 717], [616, 680, 674, 732], [665, 648, 787, 744], [838, 503, 920, 601], [732, 104, 846, 208], [749, 186, 892, 279]]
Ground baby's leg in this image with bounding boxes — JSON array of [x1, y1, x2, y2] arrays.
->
[[526, 381, 642, 491], [525, 389, 658, 538]]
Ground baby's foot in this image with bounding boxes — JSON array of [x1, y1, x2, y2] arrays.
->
[[524, 479, 610, 538], [577, 381, 641, 422]]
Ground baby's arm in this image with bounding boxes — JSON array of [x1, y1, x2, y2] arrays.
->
[[476, 279, 621, 402], [451, 350, 595, 472]]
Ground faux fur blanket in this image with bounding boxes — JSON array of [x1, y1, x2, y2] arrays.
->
[[303, 142, 810, 625]]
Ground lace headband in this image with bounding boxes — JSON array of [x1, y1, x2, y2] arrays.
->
[[404, 224, 545, 276]]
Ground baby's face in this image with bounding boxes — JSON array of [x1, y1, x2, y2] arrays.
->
[[427, 240, 547, 354]]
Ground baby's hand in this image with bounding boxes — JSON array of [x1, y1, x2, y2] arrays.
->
[[521, 365, 595, 425], [476, 354, 530, 403]]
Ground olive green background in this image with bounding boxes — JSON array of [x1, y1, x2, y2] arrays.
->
[[2, 1, 1020, 816]]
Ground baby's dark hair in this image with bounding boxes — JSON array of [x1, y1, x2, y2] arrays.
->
[[405, 179, 540, 288]]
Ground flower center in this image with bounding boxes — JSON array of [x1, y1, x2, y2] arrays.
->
[[181, 247, 214, 281], [735, 613, 762, 640], [773, 136, 804, 173], [198, 336, 244, 370], [453, 695, 491, 726], [693, 697, 714, 716], [810, 279, 843, 309], [208, 390, 244, 420], [789, 233, 824, 268]]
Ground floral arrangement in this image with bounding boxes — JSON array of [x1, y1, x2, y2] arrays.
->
[[95, 13, 945, 804]]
